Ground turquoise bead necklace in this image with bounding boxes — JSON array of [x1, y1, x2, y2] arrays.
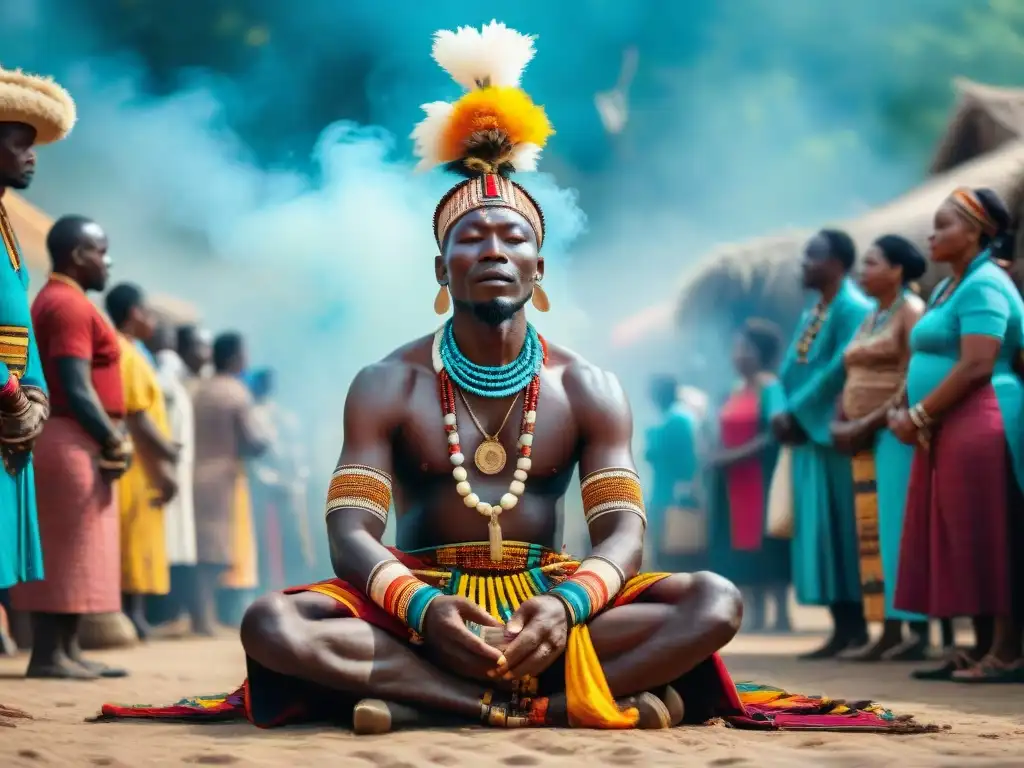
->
[[438, 319, 542, 398]]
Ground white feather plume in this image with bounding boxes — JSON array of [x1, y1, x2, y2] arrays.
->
[[508, 143, 542, 173], [410, 100, 454, 172], [432, 21, 536, 90]]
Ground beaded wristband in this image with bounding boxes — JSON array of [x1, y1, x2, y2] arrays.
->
[[325, 464, 392, 526], [548, 555, 626, 627], [366, 558, 443, 636], [908, 403, 933, 430], [580, 467, 647, 528], [0, 372, 19, 401]]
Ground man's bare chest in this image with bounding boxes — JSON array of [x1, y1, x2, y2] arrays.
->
[[393, 383, 580, 489]]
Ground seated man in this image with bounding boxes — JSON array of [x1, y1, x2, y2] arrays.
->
[[238, 22, 742, 732]]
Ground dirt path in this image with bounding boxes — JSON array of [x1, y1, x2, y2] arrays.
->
[[1, 632, 1022, 768]]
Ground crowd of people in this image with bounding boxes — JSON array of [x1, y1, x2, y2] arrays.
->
[[645, 188, 1024, 683], [0, 67, 315, 680]]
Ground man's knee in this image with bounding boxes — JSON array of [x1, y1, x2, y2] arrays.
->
[[240, 592, 307, 667], [688, 571, 744, 638]]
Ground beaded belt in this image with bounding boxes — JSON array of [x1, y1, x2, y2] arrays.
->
[[405, 541, 576, 623]]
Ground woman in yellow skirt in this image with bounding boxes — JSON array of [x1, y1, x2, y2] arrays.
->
[[106, 284, 179, 639]]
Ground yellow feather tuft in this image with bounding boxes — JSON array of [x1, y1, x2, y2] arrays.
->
[[438, 87, 554, 167]]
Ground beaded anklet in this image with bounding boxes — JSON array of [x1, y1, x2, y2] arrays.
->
[[479, 689, 550, 728]]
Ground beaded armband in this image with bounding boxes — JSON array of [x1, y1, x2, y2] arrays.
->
[[548, 555, 626, 627], [580, 467, 647, 528], [366, 559, 443, 636], [325, 464, 392, 526]]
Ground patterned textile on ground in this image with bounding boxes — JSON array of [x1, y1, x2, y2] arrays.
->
[[93, 680, 938, 733]]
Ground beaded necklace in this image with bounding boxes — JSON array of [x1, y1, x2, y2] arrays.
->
[[0, 202, 21, 272], [866, 293, 906, 336], [433, 326, 548, 562], [795, 303, 827, 363], [438, 319, 543, 398]]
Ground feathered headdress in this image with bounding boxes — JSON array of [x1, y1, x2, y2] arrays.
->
[[0, 66, 76, 145], [414, 22, 554, 248]]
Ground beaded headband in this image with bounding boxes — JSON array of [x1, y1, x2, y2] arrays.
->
[[949, 187, 998, 237], [434, 173, 545, 249]]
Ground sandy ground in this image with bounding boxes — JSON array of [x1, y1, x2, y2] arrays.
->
[[1, 621, 1023, 768]]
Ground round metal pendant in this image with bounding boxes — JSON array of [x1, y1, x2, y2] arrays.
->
[[474, 439, 507, 475]]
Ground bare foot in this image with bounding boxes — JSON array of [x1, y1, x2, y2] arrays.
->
[[148, 616, 192, 640], [71, 657, 129, 678], [655, 684, 685, 726], [26, 658, 99, 680], [618, 691, 673, 729], [352, 699, 468, 734], [0, 628, 16, 657]]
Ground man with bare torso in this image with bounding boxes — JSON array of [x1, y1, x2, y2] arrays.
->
[[237, 22, 742, 733]]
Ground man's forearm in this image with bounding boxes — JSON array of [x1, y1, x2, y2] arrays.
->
[[57, 358, 120, 448], [127, 412, 176, 461], [549, 466, 647, 626]]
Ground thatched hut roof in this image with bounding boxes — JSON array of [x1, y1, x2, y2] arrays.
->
[[672, 138, 1024, 333], [4, 192, 200, 322], [930, 79, 1024, 175]]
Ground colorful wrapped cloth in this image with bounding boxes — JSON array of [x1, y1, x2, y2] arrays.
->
[[94, 542, 934, 733], [10, 417, 121, 614], [851, 451, 885, 623]]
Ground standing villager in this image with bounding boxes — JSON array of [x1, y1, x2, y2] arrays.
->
[[890, 187, 1024, 682], [644, 375, 703, 573], [177, 324, 213, 389], [0, 66, 73, 659], [706, 319, 792, 633], [149, 320, 198, 631], [772, 230, 872, 659], [191, 332, 267, 633], [246, 368, 315, 591], [830, 235, 928, 661], [11, 216, 131, 679], [105, 283, 178, 640]]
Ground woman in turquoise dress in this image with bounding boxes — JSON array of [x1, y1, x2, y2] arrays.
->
[[830, 235, 928, 661], [644, 375, 705, 573], [705, 319, 791, 632], [890, 187, 1024, 682]]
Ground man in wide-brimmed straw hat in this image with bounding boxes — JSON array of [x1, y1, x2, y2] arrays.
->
[[0, 64, 74, 701]]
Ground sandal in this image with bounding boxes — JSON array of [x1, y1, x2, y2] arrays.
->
[[910, 649, 974, 681], [952, 655, 1024, 684]]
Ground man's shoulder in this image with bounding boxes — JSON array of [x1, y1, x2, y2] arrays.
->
[[841, 282, 873, 313], [552, 343, 629, 418], [347, 334, 434, 405], [32, 280, 93, 320]]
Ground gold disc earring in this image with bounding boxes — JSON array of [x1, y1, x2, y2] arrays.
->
[[434, 282, 451, 315], [531, 276, 550, 312]]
